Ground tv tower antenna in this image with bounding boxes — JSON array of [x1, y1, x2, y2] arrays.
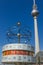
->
[[33, 0, 35, 5], [31, 0, 40, 55]]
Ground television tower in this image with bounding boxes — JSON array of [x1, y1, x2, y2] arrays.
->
[[31, 0, 40, 55]]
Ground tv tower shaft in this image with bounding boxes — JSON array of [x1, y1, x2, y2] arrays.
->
[[34, 16, 40, 55]]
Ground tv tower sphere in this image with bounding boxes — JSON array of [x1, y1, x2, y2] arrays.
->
[[31, 0, 39, 17]]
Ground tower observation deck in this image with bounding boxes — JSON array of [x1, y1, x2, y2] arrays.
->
[[2, 22, 35, 65]]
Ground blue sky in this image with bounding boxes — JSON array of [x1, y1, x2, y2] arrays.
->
[[0, 0, 43, 61]]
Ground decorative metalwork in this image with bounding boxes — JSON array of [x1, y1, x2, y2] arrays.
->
[[6, 22, 31, 43]]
